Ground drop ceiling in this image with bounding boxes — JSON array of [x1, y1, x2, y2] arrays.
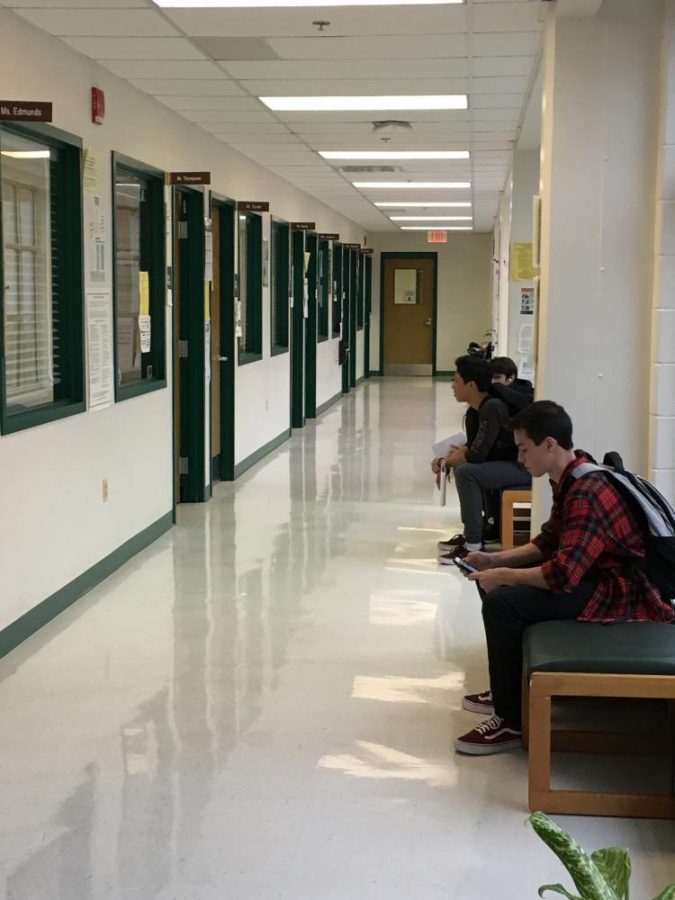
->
[[2, 0, 545, 232]]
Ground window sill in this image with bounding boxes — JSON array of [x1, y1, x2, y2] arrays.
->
[[317, 335, 329, 344], [238, 351, 263, 367], [271, 345, 289, 357], [2, 399, 86, 435], [115, 379, 167, 403]]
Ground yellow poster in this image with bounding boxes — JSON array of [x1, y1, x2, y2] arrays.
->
[[510, 242, 537, 281], [138, 271, 150, 316], [204, 281, 211, 322]]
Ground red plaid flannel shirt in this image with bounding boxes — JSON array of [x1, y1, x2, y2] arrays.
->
[[532, 453, 674, 623]]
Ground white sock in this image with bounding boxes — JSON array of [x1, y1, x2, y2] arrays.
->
[[465, 542, 481, 552]]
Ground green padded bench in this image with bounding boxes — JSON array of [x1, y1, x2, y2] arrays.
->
[[523, 620, 675, 819]]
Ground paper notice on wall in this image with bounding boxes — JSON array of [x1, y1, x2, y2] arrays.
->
[[304, 251, 311, 276], [510, 242, 537, 281], [83, 149, 99, 195], [235, 300, 243, 338], [85, 194, 106, 285], [138, 314, 151, 353], [303, 279, 309, 318], [86, 291, 114, 410], [138, 271, 150, 316], [520, 286, 535, 315]]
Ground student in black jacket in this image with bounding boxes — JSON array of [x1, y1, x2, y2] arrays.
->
[[433, 356, 531, 562]]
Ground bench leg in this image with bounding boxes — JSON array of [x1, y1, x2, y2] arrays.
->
[[528, 677, 552, 811], [500, 496, 515, 551]]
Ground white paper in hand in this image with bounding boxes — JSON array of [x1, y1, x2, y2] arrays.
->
[[433, 431, 466, 458]]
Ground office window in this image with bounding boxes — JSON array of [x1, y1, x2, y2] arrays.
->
[[318, 239, 330, 342], [238, 212, 262, 363], [332, 243, 342, 338], [112, 155, 166, 398], [0, 124, 84, 433], [271, 219, 289, 355]]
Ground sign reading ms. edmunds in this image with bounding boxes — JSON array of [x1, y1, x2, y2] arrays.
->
[[0, 101, 52, 123]]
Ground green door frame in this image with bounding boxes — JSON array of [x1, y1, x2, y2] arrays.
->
[[364, 254, 372, 378], [341, 248, 350, 395], [349, 248, 358, 389], [378, 251, 438, 377], [291, 228, 306, 428], [304, 231, 318, 418], [175, 186, 208, 502], [211, 195, 235, 482]]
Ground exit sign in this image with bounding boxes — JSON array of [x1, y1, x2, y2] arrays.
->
[[428, 230, 447, 243]]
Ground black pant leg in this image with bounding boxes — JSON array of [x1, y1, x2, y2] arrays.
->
[[481, 581, 596, 728]]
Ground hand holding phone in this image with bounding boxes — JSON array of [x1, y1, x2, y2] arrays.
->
[[453, 556, 478, 574]]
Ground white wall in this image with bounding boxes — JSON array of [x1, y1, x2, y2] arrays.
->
[[367, 232, 493, 373], [507, 150, 540, 378], [0, 8, 364, 631], [534, 0, 663, 528]]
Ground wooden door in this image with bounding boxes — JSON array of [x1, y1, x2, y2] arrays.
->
[[382, 256, 435, 375]]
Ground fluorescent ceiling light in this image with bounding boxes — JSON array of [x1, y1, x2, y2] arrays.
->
[[260, 95, 467, 112], [322, 150, 468, 160], [390, 215, 472, 221], [353, 181, 470, 189], [1, 150, 50, 159], [375, 201, 471, 208], [157, 0, 464, 7], [400, 226, 472, 231]]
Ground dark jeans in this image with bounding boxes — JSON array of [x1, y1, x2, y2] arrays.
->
[[479, 580, 596, 728], [454, 461, 531, 544]]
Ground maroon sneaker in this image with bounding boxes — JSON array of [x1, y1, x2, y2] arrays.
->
[[455, 715, 522, 755], [437, 544, 470, 564], [462, 690, 494, 715], [437, 533, 465, 554]]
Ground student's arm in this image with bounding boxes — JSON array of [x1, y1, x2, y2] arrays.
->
[[466, 542, 544, 570], [464, 400, 506, 463]]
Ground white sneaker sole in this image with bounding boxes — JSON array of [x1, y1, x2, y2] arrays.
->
[[462, 698, 495, 715], [454, 736, 522, 755]]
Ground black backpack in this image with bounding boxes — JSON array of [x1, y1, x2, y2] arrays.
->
[[489, 379, 534, 416], [568, 452, 675, 602]]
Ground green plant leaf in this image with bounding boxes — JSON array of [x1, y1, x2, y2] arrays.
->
[[590, 849, 631, 900], [538, 883, 582, 899], [529, 813, 620, 900], [650, 885, 675, 900]]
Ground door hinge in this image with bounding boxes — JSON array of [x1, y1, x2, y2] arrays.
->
[[179, 340, 188, 358], [179, 220, 188, 240], [179, 456, 189, 475]]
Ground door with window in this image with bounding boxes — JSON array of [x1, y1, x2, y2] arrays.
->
[[382, 254, 436, 375], [210, 198, 235, 482]]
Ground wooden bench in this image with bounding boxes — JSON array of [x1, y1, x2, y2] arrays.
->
[[500, 488, 532, 550], [523, 620, 675, 819]]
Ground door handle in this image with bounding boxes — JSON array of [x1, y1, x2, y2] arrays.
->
[[218, 356, 229, 362], [425, 318, 432, 327]]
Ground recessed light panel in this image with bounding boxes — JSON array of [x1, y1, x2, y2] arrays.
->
[[353, 181, 470, 189], [260, 95, 467, 112], [322, 150, 468, 160], [375, 201, 471, 208], [390, 215, 472, 221], [157, 0, 464, 7]]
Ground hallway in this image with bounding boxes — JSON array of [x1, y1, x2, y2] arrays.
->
[[0, 379, 673, 899]]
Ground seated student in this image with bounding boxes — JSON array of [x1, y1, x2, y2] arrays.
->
[[433, 356, 531, 562], [455, 400, 674, 756], [481, 357, 535, 541]]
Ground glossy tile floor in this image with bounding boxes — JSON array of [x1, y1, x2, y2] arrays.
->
[[1, 379, 674, 899]]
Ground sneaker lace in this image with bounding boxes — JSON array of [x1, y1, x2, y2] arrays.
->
[[474, 715, 503, 735]]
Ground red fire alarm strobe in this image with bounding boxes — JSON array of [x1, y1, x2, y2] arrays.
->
[[91, 87, 105, 125]]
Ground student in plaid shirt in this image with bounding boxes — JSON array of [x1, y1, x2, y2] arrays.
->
[[454, 400, 674, 756]]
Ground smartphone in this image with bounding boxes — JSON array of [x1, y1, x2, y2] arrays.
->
[[453, 556, 478, 574]]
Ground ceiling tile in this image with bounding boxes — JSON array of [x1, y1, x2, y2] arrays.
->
[[223, 58, 471, 80], [100, 59, 224, 79], [472, 31, 541, 56], [266, 34, 468, 60], [14, 8, 178, 36], [158, 96, 263, 112], [129, 78, 245, 96], [243, 78, 468, 96], [472, 55, 536, 77], [63, 36, 205, 59]]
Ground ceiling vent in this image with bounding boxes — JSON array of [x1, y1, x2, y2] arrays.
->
[[192, 36, 280, 61], [339, 165, 402, 173]]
